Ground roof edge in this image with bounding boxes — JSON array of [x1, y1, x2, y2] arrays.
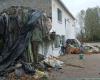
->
[[57, 0, 76, 20]]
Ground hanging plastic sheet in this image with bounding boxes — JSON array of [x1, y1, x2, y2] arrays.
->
[[0, 8, 44, 75]]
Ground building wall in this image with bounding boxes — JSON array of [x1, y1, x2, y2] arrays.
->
[[0, 0, 52, 16], [38, 0, 76, 57], [51, 0, 76, 39]]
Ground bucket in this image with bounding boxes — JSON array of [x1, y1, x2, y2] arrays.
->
[[79, 54, 84, 60]]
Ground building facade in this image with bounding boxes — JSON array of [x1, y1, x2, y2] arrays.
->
[[52, 0, 76, 39]]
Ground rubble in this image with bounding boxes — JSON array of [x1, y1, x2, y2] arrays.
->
[[7, 71, 48, 80], [68, 47, 80, 54], [43, 56, 64, 69], [64, 39, 81, 54], [84, 45, 100, 54], [6, 62, 49, 80]]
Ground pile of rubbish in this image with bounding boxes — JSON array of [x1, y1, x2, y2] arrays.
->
[[65, 41, 100, 54], [68, 45, 80, 54], [43, 56, 64, 70], [0, 6, 52, 78], [65, 39, 81, 54], [84, 45, 100, 54], [64, 39, 100, 54], [5, 55, 64, 80], [0, 6, 64, 79], [6, 62, 48, 80]]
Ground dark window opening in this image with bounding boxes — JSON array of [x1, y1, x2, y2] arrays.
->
[[57, 8, 62, 22], [65, 19, 67, 27]]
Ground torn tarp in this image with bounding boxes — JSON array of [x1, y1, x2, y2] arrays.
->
[[0, 7, 44, 75]]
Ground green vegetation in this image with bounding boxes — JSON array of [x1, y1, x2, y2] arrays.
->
[[78, 7, 100, 42]]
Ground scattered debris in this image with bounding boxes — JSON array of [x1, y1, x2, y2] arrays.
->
[[6, 62, 49, 80], [34, 70, 48, 79], [7, 71, 48, 80], [64, 39, 81, 54], [43, 56, 64, 69], [68, 47, 80, 54], [84, 45, 100, 54]]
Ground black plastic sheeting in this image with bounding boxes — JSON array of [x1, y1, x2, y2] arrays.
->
[[0, 10, 43, 75]]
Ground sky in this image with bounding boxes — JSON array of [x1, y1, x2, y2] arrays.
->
[[61, 0, 100, 17], [61, 0, 100, 33]]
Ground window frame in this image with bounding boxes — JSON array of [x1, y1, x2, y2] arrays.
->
[[57, 8, 62, 22]]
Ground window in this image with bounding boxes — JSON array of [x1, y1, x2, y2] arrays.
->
[[57, 8, 62, 22], [65, 19, 67, 27]]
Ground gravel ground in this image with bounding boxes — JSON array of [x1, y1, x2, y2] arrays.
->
[[49, 54, 100, 80]]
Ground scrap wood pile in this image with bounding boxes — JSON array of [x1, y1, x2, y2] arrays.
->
[[0, 6, 53, 79]]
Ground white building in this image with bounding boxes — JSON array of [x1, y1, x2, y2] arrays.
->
[[37, 0, 76, 56], [51, 0, 76, 40]]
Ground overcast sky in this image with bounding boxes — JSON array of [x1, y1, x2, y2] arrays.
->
[[61, 0, 100, 17]]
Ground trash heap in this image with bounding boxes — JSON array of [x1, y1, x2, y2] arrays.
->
[[0, 6, 64, 80], [84, 45, 100, 54], [43, 56, 64, 70], [64, 39, 100, 54], [0, 6, 53, 79], [65, 39, 81, 54]]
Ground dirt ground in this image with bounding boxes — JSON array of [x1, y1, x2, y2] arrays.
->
[[48, 54, 100, 80]]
